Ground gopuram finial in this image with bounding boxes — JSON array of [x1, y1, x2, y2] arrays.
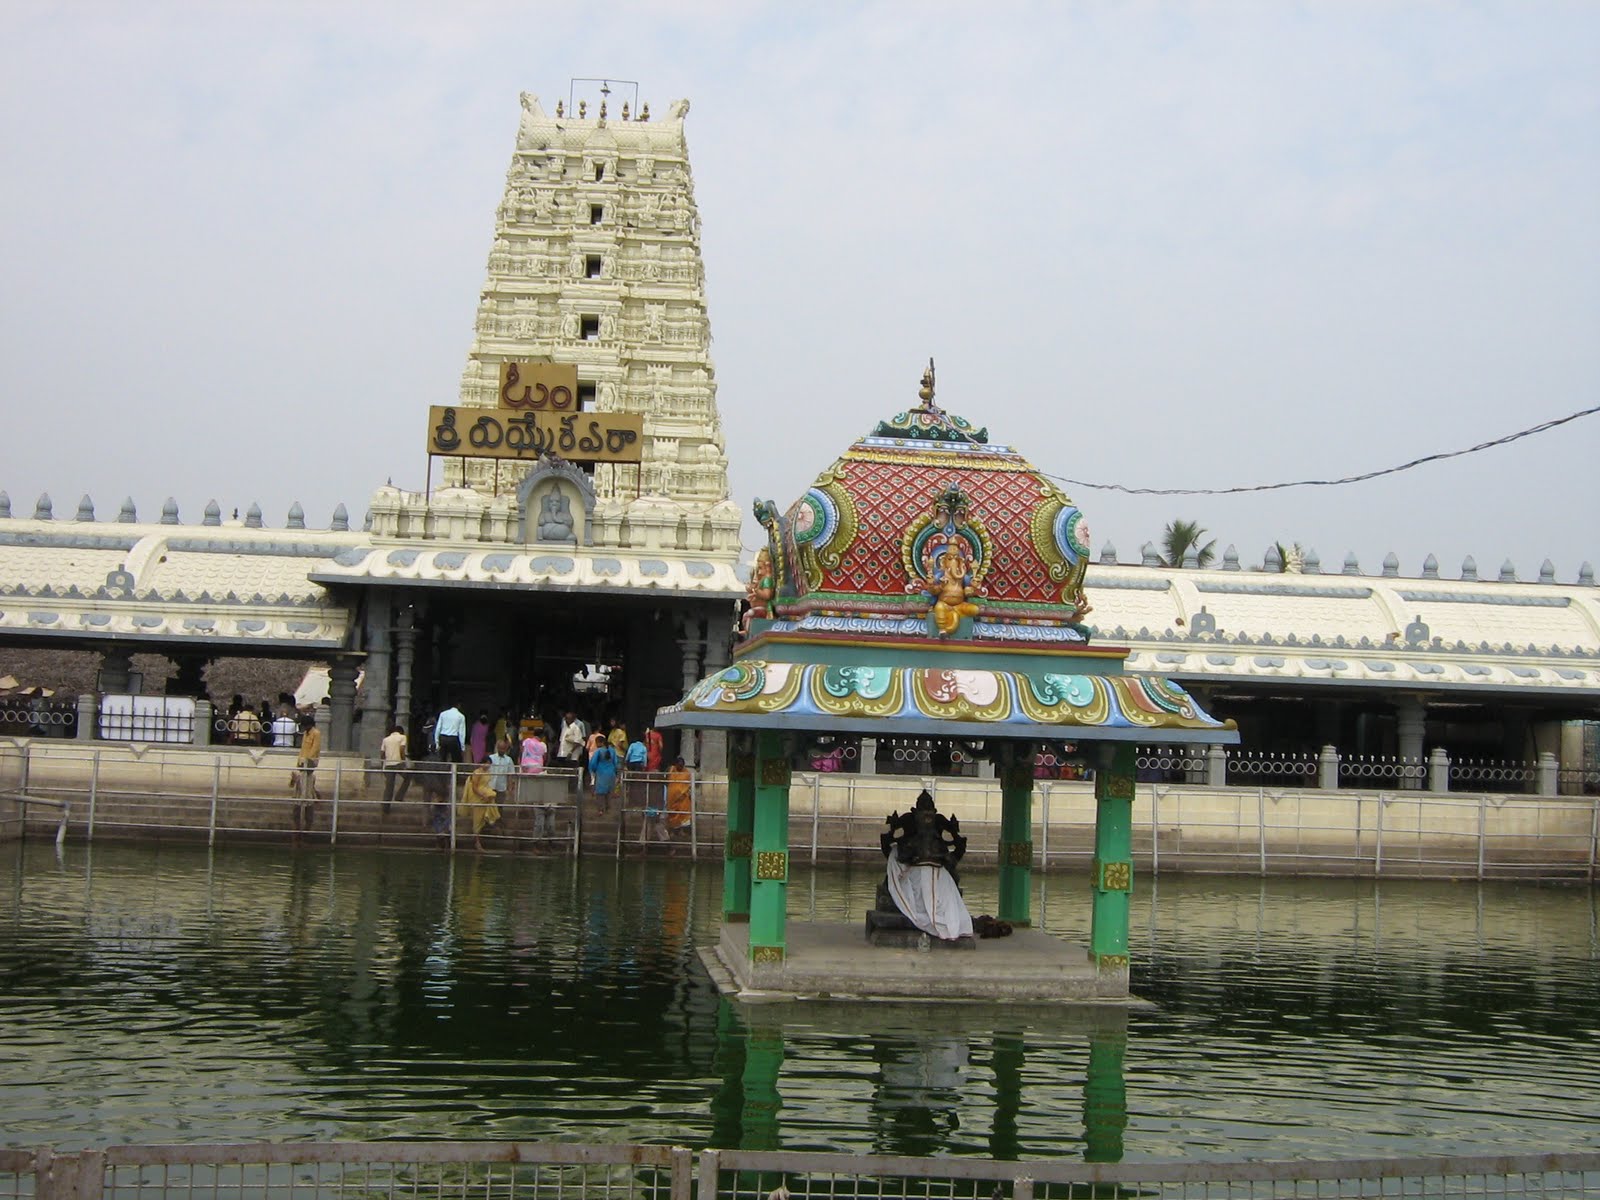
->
[[918, 358, 936, 406]]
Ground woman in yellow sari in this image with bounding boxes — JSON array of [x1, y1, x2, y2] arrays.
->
[[461, 764, 502, 851], [665, 757, 693, 835]]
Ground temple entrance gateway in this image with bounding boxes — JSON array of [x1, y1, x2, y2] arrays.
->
[[660, 365, 1238, 1002]]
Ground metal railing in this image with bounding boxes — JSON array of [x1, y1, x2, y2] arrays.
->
[[1451, 757, 1538, 790], [9, 1142, 1599, 1200], [705, 1147, 1600, 1200], [4, 742, 1598, 881]]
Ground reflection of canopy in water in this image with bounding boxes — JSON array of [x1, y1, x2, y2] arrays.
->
[[716, 997, 1129, 1160]]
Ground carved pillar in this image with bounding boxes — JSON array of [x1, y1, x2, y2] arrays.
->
[[675, 611, 707, 767], [1090, 743, 1136, 989], [748, 730, 791, 968], [997, 742, 1034, 926], [1396, 697, 1426, 791], [393, 608, 417, 738], [723, 733, 755, 923], [98, 646, 133, 695], [699, 605, 734, 775], [358, 592, 394, 761], [328, 656, 360, 753]]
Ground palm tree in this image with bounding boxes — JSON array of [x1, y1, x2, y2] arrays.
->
[[1161, 519, 1216, 568]]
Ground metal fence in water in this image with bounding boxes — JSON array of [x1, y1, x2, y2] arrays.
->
[[10, 1144, 1600, 1200]]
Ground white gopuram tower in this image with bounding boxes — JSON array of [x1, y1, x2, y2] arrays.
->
[[444, 88, 739, 557]]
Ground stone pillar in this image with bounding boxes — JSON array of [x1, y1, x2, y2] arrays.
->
[[722, 734, 754, 923], [1396, 697, 1426, 790], [1206, 743, 1226, 787], [859, 736, 879, 776], [76, 694, 96, 741], [1090, 743, 1136, 983], [192, 699, 213, 746], [997, 742, 1034, 926], [393, 610, 417, 736], [699, 608, 732, 774], [676, 612, 707, 768], [1083, 1025, 1129, 1164], [314, 701, 332, 749], [327, 657, 359, 753], [1429, 746, 1450, 793], [358, 592, 394, 762], [1537, 751, 1559, 796], [748, 730, 791, 965], [1318, 744, 1339, 790], [98, 646, 133, 695]]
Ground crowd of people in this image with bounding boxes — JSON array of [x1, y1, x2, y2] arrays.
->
[[373, 703, 695, 851], [222, 692, 316, 749]]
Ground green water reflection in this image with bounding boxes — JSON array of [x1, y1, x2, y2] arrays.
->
[[1, 842, 1596, 1160]]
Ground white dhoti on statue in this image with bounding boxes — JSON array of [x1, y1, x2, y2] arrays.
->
[[885, 856, 974, 941]]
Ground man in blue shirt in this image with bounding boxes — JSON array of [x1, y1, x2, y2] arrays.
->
[[434, 702, 467, 763]]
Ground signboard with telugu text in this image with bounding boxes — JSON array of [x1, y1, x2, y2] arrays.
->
[[498, 362, 579, 410], [426, 406, 644, 463]]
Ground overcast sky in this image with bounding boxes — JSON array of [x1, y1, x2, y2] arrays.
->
[[2, 2, 1596, 579]]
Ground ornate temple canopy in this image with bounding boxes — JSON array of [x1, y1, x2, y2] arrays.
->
[[662, 363, 1237, 999], [658, 364, 1238, 747]]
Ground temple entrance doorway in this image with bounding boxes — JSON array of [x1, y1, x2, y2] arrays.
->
[[402, 587, 713, 761]]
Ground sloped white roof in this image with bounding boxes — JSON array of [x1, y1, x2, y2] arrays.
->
[[309, 542, 744, 598], [1088, 563, 1600, 697]]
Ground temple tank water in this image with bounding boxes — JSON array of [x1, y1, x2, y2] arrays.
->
[[1, 843, 1596, 1160]]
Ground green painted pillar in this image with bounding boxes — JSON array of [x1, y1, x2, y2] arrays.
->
[[997, 742, 1035, 926], [723, 735, 755, 923], [748, 730, 791, 963], [1083, 1026, 1128, 1163], [1090, 743, 1136, 971]]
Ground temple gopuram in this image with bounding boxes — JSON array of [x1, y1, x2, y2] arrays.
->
[[659, 365, 1238, 1001]]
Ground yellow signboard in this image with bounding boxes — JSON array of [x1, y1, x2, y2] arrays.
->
[[427, 406, 644, 464], [497, 362, 580, 410]]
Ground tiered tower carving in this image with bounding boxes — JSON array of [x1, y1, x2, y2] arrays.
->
[[444, 91, 736, 554]]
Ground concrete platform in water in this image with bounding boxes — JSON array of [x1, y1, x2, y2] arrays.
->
[[701, 921, 1148, 1005]]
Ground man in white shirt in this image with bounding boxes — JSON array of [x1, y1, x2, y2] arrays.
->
[[558, 711, 586, 792], [271, 710, 299, 748], [434, 703, 467, 762]]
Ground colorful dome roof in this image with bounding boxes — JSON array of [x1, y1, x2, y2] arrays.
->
[[751, 364, 1092, 636]]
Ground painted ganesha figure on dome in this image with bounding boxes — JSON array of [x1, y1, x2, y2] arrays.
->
[[929, 541, 980, 636]]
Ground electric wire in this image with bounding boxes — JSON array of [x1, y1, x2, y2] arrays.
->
[[1041, 402, 1600, 496]]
